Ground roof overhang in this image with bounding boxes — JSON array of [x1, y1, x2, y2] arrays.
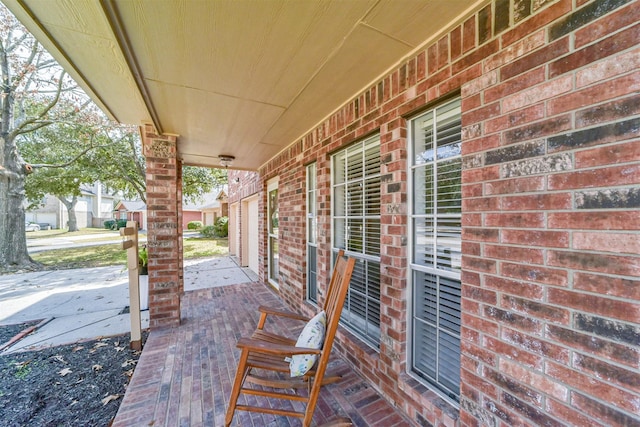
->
[[4, 0, 487, 170]]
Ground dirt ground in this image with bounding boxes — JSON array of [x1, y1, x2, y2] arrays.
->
[[0, 326, 146, 427]]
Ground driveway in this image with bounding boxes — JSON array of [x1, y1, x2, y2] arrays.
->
[[0, 257, 257, 354]]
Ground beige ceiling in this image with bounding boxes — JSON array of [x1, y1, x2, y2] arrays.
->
[[5, 0, 487, 171]]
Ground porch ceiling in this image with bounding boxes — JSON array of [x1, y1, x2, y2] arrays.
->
[[4, 0, 486, 171]]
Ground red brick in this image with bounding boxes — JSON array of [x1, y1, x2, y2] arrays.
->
[[484, 336, 544, 370], [462, 16, 476, 53], [501, 262, 568, 286], [501, 37, 570, 80], [462, 102, 501, 126], [574, 1, 640, 48], [484, 103, 545, 134], [500, 193, 572, 211], [451, 25, 462, 60], [503, 75, 573, 113], [485, 176, 545, 196], [547, 288, 640, 323], [485, 244, 544, 264], [574, 272, 640, 301], [461, 365, 499, 399], [550, 22, 640, 77], [546, 362, 640, 424], [484, 212, 544, 228], [462, 134, 502, 154], [502, 229, 568, 248], [575, 139, 640, 169], [501, 0, 572, 46], [499, 358, 567, 401], [546, 398, 607, 427], [548, 164, 640, 190], [485, 30, 546, 72], [502, 328, 570, 363], [573, 231, 640, 255], [484, 275, 544, 300], [485, 67, 545, 103], [548, 211, 640, 230], [546, 325, 640, 368], [485, 306, 542, 333], [462, 255, 497, 273], [548, 70, 640, 116], [501, 295, 570, 324], [573, 353, 640, 394], [571, 391, 640, 427]]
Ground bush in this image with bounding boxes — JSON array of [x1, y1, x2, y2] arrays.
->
[[104, 219, 127, 230], [200, 225, 216, 238], [187, 221, 203, 230], [213, 216, 228, 238]]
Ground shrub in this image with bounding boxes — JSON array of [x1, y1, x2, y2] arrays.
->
[[104, 219, 127, 230], [213, 216, 228, 237], [200, 225, 216, 238], [187, 221, 203, 230]]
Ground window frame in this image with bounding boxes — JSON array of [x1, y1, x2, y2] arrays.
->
[[306, 163, 318, 304], [331, 134, 382, 348], [407, 97, 462, 405], [267, 177, 279, 288]]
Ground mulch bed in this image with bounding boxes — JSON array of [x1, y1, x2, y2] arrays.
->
[[0, 328, 147, 427]]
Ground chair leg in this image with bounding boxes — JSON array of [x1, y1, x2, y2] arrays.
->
[[225, 348, 250, 427]]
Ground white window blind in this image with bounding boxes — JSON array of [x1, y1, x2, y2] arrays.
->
[[332, 136, 381, 347], [410, 98, 462, 402], [307, 163, 318, 303]]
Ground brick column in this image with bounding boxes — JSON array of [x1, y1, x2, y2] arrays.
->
[[141, 124, 182, 328]]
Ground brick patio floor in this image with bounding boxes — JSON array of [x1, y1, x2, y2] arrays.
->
[[112, 282, 411, 426]]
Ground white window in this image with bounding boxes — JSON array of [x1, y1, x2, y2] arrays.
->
[[267, 178, 279, 287], [332, 135, 381, 347], [409, 97, 462, 402], [306, 163, 318, 303]]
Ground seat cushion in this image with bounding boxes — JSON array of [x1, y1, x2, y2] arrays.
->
[[289, 311, 326, 377]]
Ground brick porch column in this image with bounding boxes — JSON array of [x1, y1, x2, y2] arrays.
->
[[141, 124, 183, 328]]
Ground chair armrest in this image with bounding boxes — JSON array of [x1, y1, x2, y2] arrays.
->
[[237, 337, 321, 356], [258, 305, 309, 322]]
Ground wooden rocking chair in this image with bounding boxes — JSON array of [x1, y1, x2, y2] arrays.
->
[[225, 251, 356, 427]]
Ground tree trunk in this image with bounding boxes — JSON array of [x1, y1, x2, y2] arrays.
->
[[59, 195, 79, 232], [0, 135, 37, 270]]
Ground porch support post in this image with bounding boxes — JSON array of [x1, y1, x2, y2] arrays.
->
[[141, 124, 183, 328]]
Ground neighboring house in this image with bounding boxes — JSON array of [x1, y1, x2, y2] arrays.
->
[[26, 183, 115, 229], [183, 188, 228, 229], [116, 189, 227, 231], [114, 200, 147, 230], [11, 1, 639, 427], [199, 189, 228, 226]]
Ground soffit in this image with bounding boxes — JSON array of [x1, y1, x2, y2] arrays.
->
[[4, 0, 487, 171]]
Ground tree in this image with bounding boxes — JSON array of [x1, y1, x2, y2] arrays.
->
[[0, 5, 80, 270], [21, 103, 107, 232]]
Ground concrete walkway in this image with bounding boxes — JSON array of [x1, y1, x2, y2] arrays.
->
[[0, 257, 255, 354]]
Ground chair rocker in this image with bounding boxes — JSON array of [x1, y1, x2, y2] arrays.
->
[[225, 251, 356, 427]]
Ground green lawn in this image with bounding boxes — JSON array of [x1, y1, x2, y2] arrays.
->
[[32, 237, 229, 270]]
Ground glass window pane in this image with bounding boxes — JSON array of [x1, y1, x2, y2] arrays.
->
[[332, 135, 381, 347], [269, 237, 278, 282], [410, 97, 461, 401]]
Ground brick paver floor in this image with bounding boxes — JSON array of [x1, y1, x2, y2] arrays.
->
[[112, 282, 411, 426]]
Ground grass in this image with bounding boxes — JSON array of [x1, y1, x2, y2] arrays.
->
[[31, 237, 229, 270]]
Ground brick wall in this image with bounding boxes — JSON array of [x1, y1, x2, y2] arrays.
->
[[142, 124, 182, 328], [231, 0, 640, 425]]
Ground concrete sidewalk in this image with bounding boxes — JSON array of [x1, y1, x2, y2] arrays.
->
[[0, 257, 257, 354]]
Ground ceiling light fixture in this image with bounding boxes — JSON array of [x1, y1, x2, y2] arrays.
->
[[218, 155, 235, 168]]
